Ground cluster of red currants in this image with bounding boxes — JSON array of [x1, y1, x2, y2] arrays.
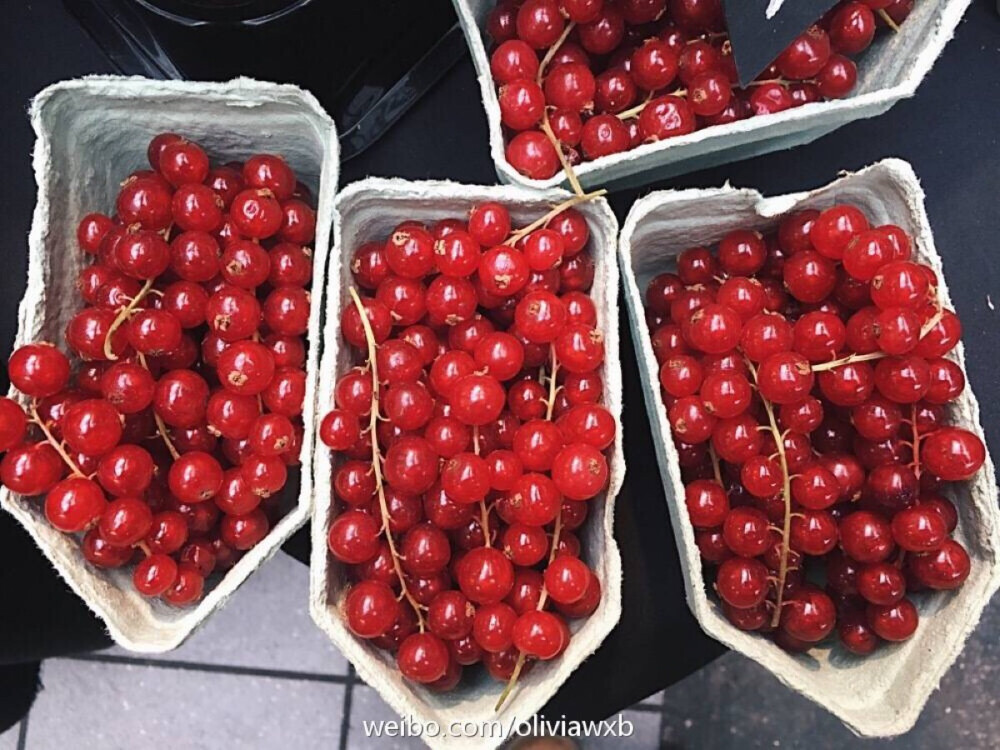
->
[[644, 203, 984, 655], [319, 200, 612, 692], [486, 0, 914, 180], [0, 133, 316, 607]]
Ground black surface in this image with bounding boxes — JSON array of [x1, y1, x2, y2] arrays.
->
[[1, 0, 999, 730], [722, 0, 839, 85], [63, 0, 464, 159]]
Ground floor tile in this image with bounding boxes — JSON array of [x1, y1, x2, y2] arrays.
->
[[0, 722, 21, 750], [640, 690, 664, 707], [346, 685, 424, 750], [28, 658, 344, 750], [658, 599, 1000, 749], [584, 710, 659, 750], [106, 552, 347, 676]]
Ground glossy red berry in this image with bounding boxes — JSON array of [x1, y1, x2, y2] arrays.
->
[[839, 511, 894, 563], [512, 610, 566, 660], [780, 587, 836, 642], [230, 189, 283, 239], [44, 477, 107, 532], [8, 344, 71, 398], [920, 427, 985, 481], [867, 599, 918, 642], [162, 565, 205, 606], [715, 556, 769, 609], [397, 633, 450, 683], [908, 539, 970, 590], [551, 443, 608, 500], [133, 554, 179, 597], [506, 131, 560, 180]]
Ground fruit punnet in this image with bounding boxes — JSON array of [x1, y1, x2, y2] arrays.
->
[[319, 198, 612, 701], [486, 0, 914, 180], [644, 205, 982, 656], [1, 133, 316, 607]]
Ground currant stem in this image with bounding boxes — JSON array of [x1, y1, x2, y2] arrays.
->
[[910, 403, 922, 481], [28, 403, 85, 477], [504, 190, 607, 247], [536, 22, 576, 87], [497, 345, 563, 712], [103, 278, 155, 360], [811, 303, 946, 373], [810, 350, 887, 372], [708, 444, 723, 486], [544, 346, 559, 421], [348, 287, 425, 632], [495, 654, 527, 711], [746, 78, 795, 87], [616, 95, 653, 121], [615, 90, 686, 121], [136, 352, 181, 460], [532, 21, 585, 198], [540, 113, 585, 198], [473, 425, 491, 548], [748, 360, 793, 629], [877, 8, 901, 32], [920, 306, 944, 339]]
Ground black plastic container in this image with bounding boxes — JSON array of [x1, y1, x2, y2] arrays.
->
[[65, 0, 466, 159]]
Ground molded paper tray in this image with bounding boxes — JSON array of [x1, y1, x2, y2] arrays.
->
[[453, 0, 971, 190], [618, 158, 1000, 736], [1, 76, 339, 652], [309, 178, 624, 750]]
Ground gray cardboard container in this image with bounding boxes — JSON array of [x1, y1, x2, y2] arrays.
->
[[452, 0, 972, 190], [310, 178, 624, 750], [1, 76, 339, 652], [618, 158, 1000, 736]]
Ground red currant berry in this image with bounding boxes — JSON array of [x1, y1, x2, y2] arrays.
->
[[914, 424, 984, 481], [44, 476, 107, 532], [715, 556, 769, 609]]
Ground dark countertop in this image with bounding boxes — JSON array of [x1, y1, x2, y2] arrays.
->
[[1, 0, 998, 733]]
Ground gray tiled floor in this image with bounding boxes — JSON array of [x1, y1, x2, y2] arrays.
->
[[28, 659, 345, 748], [105, 552, 348, 675], [0, 723, 20, 750], [348, 686, 421, 750], [14, 550, 1000, 749], [657, 598, 1000, 749]]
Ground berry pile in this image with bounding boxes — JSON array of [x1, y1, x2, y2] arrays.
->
[[319, 199, 612, 696], [644, 204, 984, 654], [486, 0, 914, 180], [0, 133, 316, 607]]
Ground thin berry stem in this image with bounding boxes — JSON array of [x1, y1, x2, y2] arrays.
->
[[919, 306, 944, 339], [540, 113, 585, 198], [811, 302, 946, 373], [474, 425, 491, 548], [536, 22, 576, 87], [348, 287, 426, 631], [746, 78, 795, 87], [544, 345, 559, 421], [28, 403, 85, 477], [497, 344, 563, 712], [504, 190, 607, 247], [708, 444, 723, 486], [103, 278, 154, 360], [748, 360, 793, 629], [136, 352, 181, 460], [533, 21, 585, 198], [810, 350, 886, 372], [877, 8, 901, 32], [910, 403, 922, 481], [616, 89, 686, 121]]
